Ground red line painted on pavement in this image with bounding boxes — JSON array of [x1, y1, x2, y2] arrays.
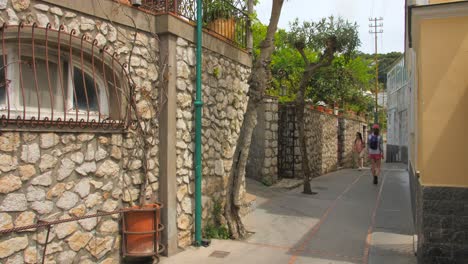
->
[[244, 241, 291, 250], [362, 171, 387, 264], [303, 248, 363, 262], [287, 172, 364, 264]]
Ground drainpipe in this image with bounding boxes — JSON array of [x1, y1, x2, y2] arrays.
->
[[194, 0, 203, 247]]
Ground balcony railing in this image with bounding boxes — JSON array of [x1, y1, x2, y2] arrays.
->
[[131, 0, 249, 49]]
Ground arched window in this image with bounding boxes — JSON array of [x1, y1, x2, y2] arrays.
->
[[0, 24, 131, 130]]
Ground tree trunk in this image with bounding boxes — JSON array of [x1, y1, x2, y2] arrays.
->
[[295, 68, 316, 195], [295, 60, 333, 194], [293, 37, 339, 195], [224, 100, 257, 239], [296, 100, 314, 194], [224, 0, 284, 239]]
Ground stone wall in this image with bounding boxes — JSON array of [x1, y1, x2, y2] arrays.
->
[[174, 37, 250, 247], [0, 132, 132, 263], [275, 104, 366, 180], [294, 108, 339, 177], [246, 97, 278, 185], [340, 118, 366, 168], [319, 112, 339, 175], [409, 151, 468, 264], [0, 1, 160, 263], [301, 109, 326, 177], [417, 185, 468, 263]]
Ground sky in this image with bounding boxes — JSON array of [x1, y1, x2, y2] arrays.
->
[[255, 0, 405, 54]]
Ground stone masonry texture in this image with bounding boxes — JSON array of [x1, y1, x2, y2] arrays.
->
[[417, 185, 468, 264], [0, 0, 372, 260], [276, 104, 366, 179], [175, 37, 250, 247], [0, 1, 160, 263], [0, 0, 253, 260], [246, 97, 278, 186]]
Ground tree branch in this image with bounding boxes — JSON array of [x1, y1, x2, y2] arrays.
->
[[297, 47, 310, 67]]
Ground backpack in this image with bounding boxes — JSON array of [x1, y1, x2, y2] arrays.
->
[[369, 135, 379, 150]]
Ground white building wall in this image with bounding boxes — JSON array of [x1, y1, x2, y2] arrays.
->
[[386, 57, 409, 162]]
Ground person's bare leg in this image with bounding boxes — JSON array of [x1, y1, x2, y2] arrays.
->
[[371, 159, 378, 184], [360, 157, 364, 169], [376, 159, 382, 177], [355, 154, 361, 169]]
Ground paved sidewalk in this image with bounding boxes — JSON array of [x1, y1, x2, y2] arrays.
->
[[160, 163, 416, 264]]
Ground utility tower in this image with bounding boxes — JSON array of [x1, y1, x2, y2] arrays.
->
[[369, 17, 383, 124]]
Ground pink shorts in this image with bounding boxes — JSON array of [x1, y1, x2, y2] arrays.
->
[[369, 154, 382, 160]]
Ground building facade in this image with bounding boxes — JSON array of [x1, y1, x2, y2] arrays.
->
[[406, 0, 468, 263], [386, 57, 408, 163]]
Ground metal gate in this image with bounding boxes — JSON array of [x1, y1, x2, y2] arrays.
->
[[337, 118, 345, 167], [278, 104, 297, 178]]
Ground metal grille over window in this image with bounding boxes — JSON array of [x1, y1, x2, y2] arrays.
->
[[0, 23, 133, 131]]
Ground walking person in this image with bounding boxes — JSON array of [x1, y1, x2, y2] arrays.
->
[[368, 124, 384, 184], [353, 132, 365, 170]]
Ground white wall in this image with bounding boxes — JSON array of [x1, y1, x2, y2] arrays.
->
[[386, 57, 409, 147]]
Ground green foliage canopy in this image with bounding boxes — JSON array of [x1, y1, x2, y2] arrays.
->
[[287, 17, 360, 61], [251, 16, 390, 114], [309, 56, 373, 113]]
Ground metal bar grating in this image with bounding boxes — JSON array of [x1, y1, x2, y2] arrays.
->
[[0, 23, 134, 131], [278, 103, 297, 179], [134, 0, 248, 49], [209, 250, 230, 258]]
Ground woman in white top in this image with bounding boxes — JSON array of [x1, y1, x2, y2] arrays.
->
[[368, 124, 383, 184]]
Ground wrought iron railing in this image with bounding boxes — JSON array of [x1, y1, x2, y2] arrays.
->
[[0, 23, 133, 131], [135, 0, 249, 49]]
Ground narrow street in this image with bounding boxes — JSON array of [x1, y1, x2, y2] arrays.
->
[[160, 163, 416, 264]]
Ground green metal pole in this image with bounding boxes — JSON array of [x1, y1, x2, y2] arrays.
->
[[194, 0, 203, 247]]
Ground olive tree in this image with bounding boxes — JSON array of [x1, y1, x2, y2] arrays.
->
[[224, 0, 285, 239], [287, 17, 360, 194]]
